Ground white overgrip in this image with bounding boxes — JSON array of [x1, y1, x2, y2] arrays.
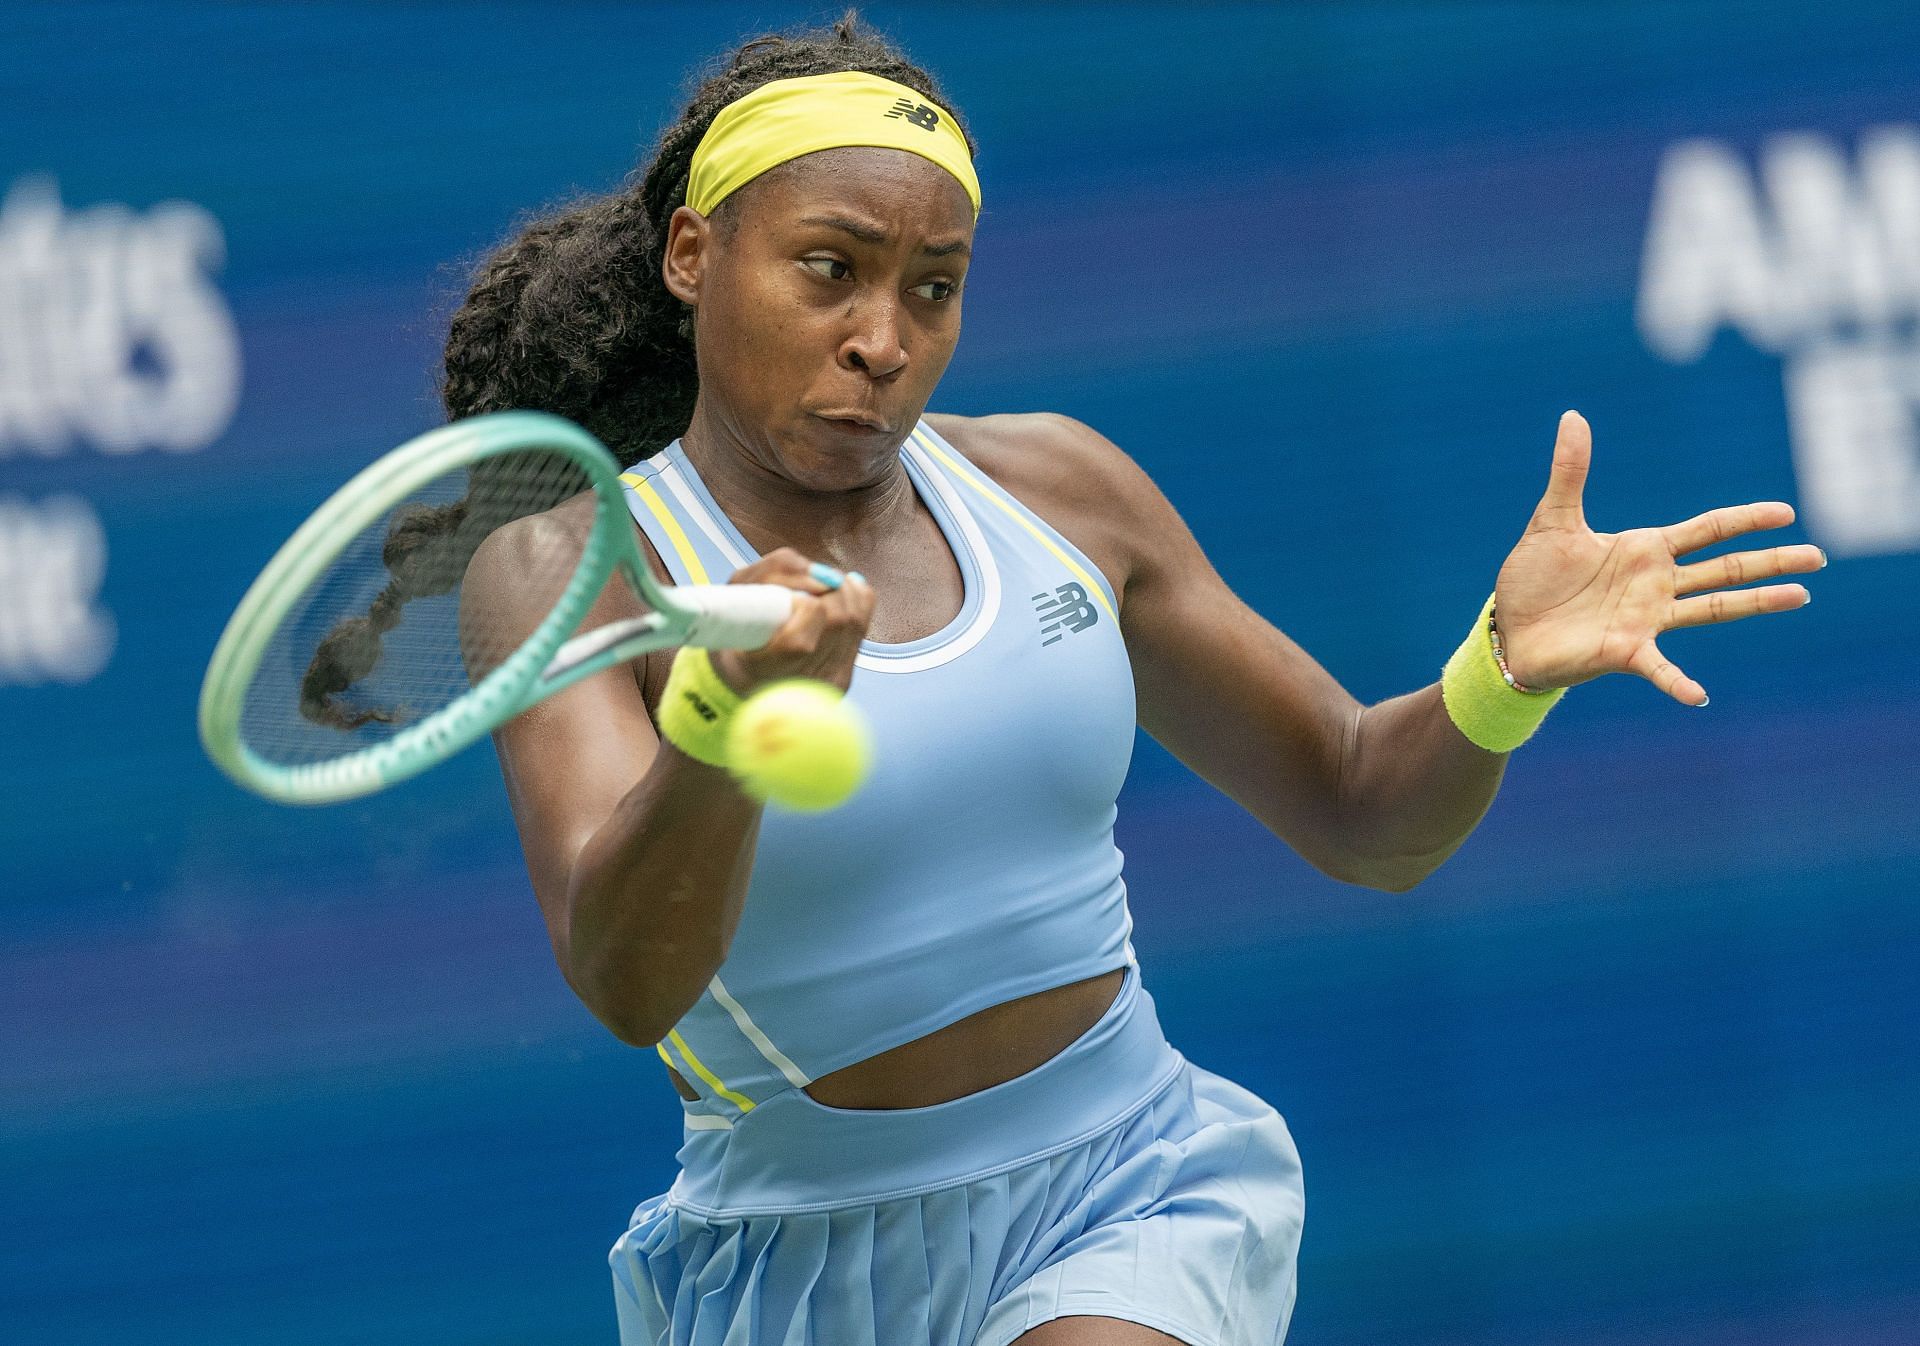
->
[[671, 583, 796, 650]]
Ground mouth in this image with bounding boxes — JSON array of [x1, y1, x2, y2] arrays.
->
[[813, 411, 890, 434]]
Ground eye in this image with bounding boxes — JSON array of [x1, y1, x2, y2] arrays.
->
[[803, 256, 851, 281], [911, 279, 959, 302]]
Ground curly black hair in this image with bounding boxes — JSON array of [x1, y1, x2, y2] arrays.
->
[[300, 8, 975, 729]]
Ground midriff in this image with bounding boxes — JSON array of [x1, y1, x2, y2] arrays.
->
[[664, 965, 1129, 1108]]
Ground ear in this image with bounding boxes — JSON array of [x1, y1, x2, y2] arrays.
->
[[662, 205, 710, 308]]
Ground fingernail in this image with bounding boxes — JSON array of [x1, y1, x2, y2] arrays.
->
[[847, 571, 867, 585], [1818, 549, 1829, 568], [1697, 695, 1710, 707], [1801, 591, 1812, 606], [808, 562, 844, 590]]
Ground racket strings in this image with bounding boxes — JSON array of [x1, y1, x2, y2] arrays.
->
[[239, 447, 595, 767]]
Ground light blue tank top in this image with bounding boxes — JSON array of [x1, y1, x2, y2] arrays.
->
[[620, 417, 1140, 1129]]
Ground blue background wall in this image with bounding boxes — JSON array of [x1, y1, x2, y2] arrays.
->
[[4, 4, 1916, 1343]]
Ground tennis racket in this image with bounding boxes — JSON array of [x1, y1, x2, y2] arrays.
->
[[198, 410, 794, 804]]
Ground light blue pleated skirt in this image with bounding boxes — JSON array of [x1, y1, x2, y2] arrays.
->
[[609, 963, 1305, 1346]]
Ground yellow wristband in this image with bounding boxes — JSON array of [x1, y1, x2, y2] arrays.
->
[[657, 646, 744, 767], [1440, 593, 1566, 753]]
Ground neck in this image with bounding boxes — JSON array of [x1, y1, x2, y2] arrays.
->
[[677, 396, 920, 569]]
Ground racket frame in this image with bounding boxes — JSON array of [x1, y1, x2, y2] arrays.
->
[[199, 411, 703, 804]]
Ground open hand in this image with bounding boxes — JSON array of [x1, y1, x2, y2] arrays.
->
[[1491, 411, 1821, 706]]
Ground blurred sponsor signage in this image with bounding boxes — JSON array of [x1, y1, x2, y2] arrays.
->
[[0, 178, 241, 684], [1640, 126, 1920, 556]]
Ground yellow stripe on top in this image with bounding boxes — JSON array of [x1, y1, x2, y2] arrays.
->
[[621, 472, 711, 585], [655, 1038, 756, 1114], [912, 430, 1118, 624], [626, 469, 757, 1112], [664, 1030, 758, 1112]]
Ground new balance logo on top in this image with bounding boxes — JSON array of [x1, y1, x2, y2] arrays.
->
[[884, 98, 940, 132], [1033, 582, 1099, 646]]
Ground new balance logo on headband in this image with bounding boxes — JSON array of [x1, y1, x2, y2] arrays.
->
[[885, 98, 940, 132], [1033, 583, 1099, 646]]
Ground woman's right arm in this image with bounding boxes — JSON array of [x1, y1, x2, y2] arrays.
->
[[465, 513, 872, 1046]]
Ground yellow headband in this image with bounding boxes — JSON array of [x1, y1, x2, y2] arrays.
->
[[686, 71, 980, 220]]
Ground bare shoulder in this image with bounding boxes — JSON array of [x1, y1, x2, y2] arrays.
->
[[461, 488, 675, 701], [463, 491, 603, 619], [460, 492, 646, 668], [923, 410, 1171, 601], [923, 410, 1152, 508]]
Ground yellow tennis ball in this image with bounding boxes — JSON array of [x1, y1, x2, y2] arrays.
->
[[726, 679, 870, 811]]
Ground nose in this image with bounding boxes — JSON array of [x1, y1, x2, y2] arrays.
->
[[840, 290, 908, 380]]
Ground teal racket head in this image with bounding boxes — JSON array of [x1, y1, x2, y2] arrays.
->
[[197, 411, 638, 804]]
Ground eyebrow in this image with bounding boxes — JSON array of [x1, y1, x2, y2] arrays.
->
[[795, 212, 971, 258]]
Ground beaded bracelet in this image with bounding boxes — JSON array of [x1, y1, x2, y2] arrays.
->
[[1440, 592, 1567, 753], [1487, 598, 1551, 694]]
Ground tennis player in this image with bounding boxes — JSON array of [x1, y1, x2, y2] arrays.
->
[[444, 15, 1822, 1345]]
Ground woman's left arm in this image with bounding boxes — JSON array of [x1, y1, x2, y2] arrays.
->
[[1037, 410, 1822, 892]]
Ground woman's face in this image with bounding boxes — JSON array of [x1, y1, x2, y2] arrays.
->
[[664, 145, 975, 491]]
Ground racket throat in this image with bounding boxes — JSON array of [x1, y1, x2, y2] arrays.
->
[[543, 614, 673, 681]]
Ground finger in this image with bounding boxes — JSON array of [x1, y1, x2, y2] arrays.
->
[[754, 546, 812, 578], [805, 561, 848, 592], [761, 546, 835, 586], [1661, 500, 1796, 557], [734, 549, 841, 594], [811, 575, 857, 627], [1627, 638, 1708, 707], [841, 570, 876, 623], [1668, 583, 1810, 629], [816, 572, 876, 643], [756, 570, 835, 595], [1674, 542, 1825, 595], [767, 591, 827, 653], [1535, 410, 1591, 525]]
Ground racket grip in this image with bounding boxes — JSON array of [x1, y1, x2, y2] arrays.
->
[[674, 583, 797, 650]]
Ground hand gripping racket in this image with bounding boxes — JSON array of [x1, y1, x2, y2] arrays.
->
[[198, 411, 793, 804]]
